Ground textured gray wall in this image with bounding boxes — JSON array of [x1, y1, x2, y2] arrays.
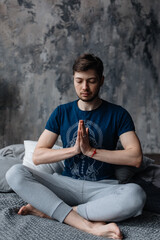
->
[[0, 0, 160, 153]]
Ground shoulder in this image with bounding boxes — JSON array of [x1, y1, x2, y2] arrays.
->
[[45, 101, 77, 132], [59, 100, 77, 109], [102, 100, 134, 125], [102, 100, 127, 114], [51, 100, 77, 113], [54, 101, 77, 115]]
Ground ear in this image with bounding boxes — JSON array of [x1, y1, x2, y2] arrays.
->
[[100, 76, 104, 86]]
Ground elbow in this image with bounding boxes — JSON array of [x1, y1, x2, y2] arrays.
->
[[134, 152, 143, 168], [32, 151, 39, 165]]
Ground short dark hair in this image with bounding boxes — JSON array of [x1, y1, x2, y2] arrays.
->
[[72, 53, 104, 80]]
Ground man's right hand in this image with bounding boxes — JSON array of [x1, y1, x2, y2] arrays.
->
[[73, 121, 81, 155], [74, 120, 93, 156]]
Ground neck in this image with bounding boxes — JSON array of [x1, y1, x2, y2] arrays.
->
[[77, 98, 102, 111]]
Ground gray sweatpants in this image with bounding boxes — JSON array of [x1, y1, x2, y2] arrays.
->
[[6, 164, 146, 223]]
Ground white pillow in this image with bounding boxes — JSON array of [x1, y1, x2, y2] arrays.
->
[[23, 140, 64, 174]]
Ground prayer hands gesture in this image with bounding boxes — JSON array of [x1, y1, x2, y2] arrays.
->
[[74, 120, 92, 156]]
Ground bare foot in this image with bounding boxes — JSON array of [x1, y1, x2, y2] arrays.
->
[[73, 207, 105, 227], [72, 206, 122, 239], [19, 205, 122, 239], [91, 222, 123, 239], [18, 204, 51, 219]]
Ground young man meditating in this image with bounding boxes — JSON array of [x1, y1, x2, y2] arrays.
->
[[6, 53, 146, 239]]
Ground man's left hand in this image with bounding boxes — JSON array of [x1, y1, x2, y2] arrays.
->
[[78, 120, 93, 156]]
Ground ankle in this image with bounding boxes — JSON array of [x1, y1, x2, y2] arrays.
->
[[72, 206, 77, 212], [82, 218, 95, 232]]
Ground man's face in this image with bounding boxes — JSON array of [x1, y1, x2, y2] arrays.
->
[[73, 69, 104, 102]]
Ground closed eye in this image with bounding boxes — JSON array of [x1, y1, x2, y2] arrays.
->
[[74, 77, 98, 84], [88, 78, 97, 83], [75, 78, 83, 83]]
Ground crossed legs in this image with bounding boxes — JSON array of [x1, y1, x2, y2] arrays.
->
[[6, 164, 146, 239], [18, 204, 122, 239]]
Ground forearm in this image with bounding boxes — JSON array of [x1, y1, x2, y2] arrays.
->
[[33, 146, 78, 165], [86, 148, 142, 168], [83, 130, 143, 168]]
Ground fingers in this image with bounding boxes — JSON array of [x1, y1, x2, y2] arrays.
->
[[74, 122, 81, 155], [78, 120, 89, 139], [79, 120, 87, 137], [78, 121, 91, 155], [86, 128, 89, 136]]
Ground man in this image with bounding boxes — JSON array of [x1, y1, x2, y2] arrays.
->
[[6, 53, 146, 239]]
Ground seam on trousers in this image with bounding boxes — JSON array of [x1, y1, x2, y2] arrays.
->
[[81, 180, 89, 220], [81, 180, 85, 202], [85, 202, 90, 220]]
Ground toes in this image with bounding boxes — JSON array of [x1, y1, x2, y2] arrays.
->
[[18, 206, 27, 215], [108, 232, 123, 240]]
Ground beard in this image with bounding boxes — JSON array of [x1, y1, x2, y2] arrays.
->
[[78, 91, 99, 102]]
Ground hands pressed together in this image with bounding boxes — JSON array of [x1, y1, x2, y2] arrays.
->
[[74, 120, 93, 157]]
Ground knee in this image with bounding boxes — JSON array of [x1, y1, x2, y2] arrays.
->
[[6, 164, 27, 190], [125, 183, 146, 214]]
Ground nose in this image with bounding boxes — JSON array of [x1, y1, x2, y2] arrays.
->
[[82, 81, 89, 90]]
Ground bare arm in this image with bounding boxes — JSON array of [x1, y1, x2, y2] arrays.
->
[[33, 121, 142, 168], [33, 129, 80, 165], [78, 121, 142, 168]]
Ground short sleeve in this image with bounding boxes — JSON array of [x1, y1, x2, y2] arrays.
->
[[45, 106, 60, 134], [117, 107, 135, 136]]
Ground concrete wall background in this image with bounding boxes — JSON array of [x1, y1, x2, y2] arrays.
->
[[0, 0, 160, 153]]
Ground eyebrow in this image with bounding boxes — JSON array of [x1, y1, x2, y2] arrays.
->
[[75, 77, 97, 80]]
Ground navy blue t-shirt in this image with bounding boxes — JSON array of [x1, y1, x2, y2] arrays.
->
[[45, 100, 135, 181]]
